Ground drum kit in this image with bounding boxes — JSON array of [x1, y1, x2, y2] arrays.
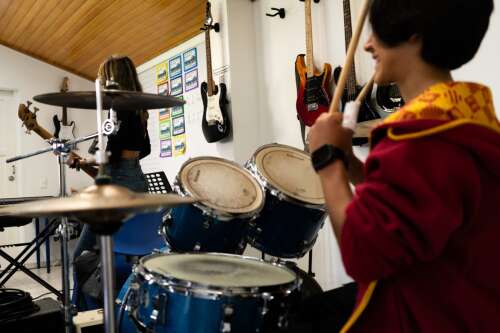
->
[[0, 80, 328, 333]]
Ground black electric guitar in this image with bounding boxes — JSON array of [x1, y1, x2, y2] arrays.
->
[[200, 1, 230, 143], [52, 77, 76, 141], [334, 0, 379, 127]]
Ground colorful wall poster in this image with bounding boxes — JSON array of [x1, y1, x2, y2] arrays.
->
[[169, 55, 182, 78], [171, 96, 184, 117], [160, 139, 172, 158], [170, 76, 183, 96], [183, 48, 198, 72], [184, 68, 199, 92], [173, 134, 186, 157], [155, 62, 168, 84], [159, 109, 171, 140], [172, 115, 185, 136], [157, 81, 169, 96]]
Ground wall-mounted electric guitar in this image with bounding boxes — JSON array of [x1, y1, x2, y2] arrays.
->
[[334, 0, 379, 127], [295, 0, 332, 127], [200, 1, 230, 143], [52, 77, 76, 141], [18, 102, 96, 179]]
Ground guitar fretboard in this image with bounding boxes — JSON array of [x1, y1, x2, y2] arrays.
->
[[305, 0, 314, 78], [205, 25, 215, 97], [343, 0, 358, 100]]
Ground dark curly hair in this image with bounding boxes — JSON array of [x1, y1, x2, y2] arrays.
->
[[369, 0, 494, 70]]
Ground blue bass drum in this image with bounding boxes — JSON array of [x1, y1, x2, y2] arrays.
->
[[124, 252, 301, 333], [246, 144, 327, 258], [163, 157, 265, 254]]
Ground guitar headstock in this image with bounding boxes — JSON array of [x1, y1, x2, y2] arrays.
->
[[202, 1, 219, 32], [18, 102, 41, 134], [61, 77, 69, 93]]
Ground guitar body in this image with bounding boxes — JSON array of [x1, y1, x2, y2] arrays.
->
[[295, 54, 332, 127], [201, 81, 230, 143], [333, 66, 380, 122], [52, 115, 75, 140]]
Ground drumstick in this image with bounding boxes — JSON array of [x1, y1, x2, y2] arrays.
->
[[355, 76, 374, 103], [329, 0, 372, 114]]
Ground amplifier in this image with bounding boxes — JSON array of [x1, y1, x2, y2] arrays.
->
[[0, 297, 63, 333]]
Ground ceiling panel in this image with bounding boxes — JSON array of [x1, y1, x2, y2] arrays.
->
[[0, 0, 205, 80]]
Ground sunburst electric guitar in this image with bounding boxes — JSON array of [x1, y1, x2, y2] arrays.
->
[[295, 0, 333, 127]]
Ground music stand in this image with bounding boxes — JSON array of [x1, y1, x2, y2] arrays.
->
[[145, 172, 172, 194]]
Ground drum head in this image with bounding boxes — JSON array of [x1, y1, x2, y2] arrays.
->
[[142, 253, 296, 288], [179, 157, 264, 215], [254, 144, 324, 205]]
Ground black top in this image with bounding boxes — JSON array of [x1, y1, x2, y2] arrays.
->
[[106, 110, 151, 163]]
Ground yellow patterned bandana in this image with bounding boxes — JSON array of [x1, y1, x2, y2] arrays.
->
[[381, 82, 500, 141]]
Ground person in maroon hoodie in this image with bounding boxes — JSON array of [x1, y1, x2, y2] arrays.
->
[[283, 0, 499, 332]]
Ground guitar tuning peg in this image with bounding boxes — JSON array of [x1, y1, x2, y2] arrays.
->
[[34, 107, 39, 114], [27, 101, 32, 107]]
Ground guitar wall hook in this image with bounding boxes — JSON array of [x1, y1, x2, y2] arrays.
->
[[266, 8, 286, 19]]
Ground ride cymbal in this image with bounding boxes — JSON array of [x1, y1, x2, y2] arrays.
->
[[34, 90, 184, 110]]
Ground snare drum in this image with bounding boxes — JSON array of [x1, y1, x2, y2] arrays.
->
[[125, 252, 301, 333], [163, 157, 265, 254], [246, 144, 327, 258]]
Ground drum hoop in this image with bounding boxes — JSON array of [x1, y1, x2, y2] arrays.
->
[[135, 252, 301, 299], [246, 144, 325, 210], [174, 156, 265, 220]]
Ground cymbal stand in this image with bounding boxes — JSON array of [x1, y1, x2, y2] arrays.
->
[[94, 78, 117, 333]]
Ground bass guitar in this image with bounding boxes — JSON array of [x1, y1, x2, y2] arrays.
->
[[200, 1, 230, 143], [295, 0, 332, 127], [18, 102, 96, 179], [52, 77, 76, 141]]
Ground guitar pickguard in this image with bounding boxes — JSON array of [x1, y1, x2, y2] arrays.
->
[[206, 94, 224, 125]]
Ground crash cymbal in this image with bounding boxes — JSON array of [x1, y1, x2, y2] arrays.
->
[[0, 184, 195, 224], [33, 90, 184, 110]]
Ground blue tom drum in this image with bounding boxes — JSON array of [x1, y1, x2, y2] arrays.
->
[[163, 157, 265, 254], [246, 144, 327, 258]]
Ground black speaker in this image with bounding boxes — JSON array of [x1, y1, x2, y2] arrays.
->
[[0, 297, 64, 333]]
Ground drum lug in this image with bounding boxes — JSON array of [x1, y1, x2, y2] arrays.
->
[[149, 293, 167, 328], [194, 242, 201, 251], [220, 304, 234, 333], [203, 219, 211, 229]]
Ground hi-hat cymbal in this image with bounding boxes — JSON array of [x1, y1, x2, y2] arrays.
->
[[0, 184, 195, 224], [33, 90, 184, 110]]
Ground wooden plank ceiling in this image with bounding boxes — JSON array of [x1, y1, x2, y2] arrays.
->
[[0, 0, 205, 80]]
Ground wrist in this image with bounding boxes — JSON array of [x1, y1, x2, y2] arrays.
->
[[317, 159, 346, 178], [311, 144, 348, 172]]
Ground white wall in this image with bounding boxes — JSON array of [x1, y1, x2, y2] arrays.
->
[[0, 44, 95, 265]]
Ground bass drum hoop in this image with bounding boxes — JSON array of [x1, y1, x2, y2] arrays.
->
[[174, 156, 265, 221], [134, 252, 301, 300], [246, 143, 325, 211]]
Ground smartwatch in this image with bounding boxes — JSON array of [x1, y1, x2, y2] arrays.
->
[[311, 144, 348, 172]]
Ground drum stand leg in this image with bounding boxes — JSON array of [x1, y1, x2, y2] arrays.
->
[[308, 249, 315, 277], [99, 235, 116, 333], [57, 153, 76, 333]]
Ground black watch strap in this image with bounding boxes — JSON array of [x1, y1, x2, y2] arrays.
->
[[311, 144, 348, 172]]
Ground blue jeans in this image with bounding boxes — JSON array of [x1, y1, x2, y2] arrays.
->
[[72, 159, 148, 310]]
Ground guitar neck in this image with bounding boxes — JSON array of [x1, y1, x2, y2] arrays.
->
[[62, 107, 68, 125], [205, 27, 215, 96], [305, 0, 314, 78], [343, 0, 358, 99]]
